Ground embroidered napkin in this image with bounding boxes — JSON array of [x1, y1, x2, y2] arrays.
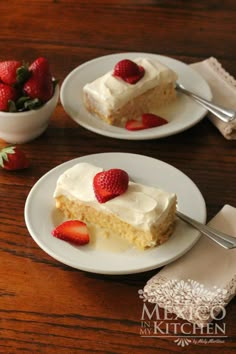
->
[[190, 58, 236, 140], [143, 205, 236, 327]]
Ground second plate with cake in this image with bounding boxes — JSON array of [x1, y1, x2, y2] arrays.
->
[[60, 52, 212, 140], [24, 152, 206, 275]]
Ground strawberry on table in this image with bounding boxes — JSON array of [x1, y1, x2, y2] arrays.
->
[[0, 146, 29, 170], [52, 220, 90, 246], [93, 168, 129, 203], [23, 57, 54, 103]]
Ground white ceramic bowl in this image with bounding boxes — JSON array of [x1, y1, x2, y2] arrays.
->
[[0, 84, 59, 144]]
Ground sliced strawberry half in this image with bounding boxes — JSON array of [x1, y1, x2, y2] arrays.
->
[[113, 59, 145, 84], [142, 113, 168, 128], [125, 114, 168, 131], [125, 119, 146, 131], [93, 168, 129, 203], [52, 220, 90, 245]]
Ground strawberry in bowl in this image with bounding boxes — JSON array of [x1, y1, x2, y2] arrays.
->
[[0, 57, 59, 144]]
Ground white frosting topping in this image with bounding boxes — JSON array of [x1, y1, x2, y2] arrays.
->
[[83, 57, 178, 115], [54, 162, 176, 231]]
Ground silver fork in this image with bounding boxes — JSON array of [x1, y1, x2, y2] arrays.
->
[[175, 82, 236, 123], [176, 210, 236, 249]]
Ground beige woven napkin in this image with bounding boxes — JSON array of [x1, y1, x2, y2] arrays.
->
[[190, 58, 236, 139], [143, 205, 236, 327]]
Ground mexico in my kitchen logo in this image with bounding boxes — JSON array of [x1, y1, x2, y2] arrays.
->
[[138, 279, 230, 347]]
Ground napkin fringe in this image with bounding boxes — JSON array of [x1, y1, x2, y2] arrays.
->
[[207, 57, 236, 90]]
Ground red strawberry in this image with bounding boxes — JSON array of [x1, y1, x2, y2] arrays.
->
[[0, 83, 18, 112], [93, 168, 129, 203], [52, 220, 90, 245], [23, 57, 53, 102], [113, 59, 145, 84], [125, 119, 146, 131], [0, 60, 22, 85], [125, 114, 168, 131], [0, 146, 29, 170], [142, 113, 168, 128]]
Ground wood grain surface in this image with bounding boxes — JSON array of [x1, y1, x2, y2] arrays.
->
[[0, 1, 235, 353]]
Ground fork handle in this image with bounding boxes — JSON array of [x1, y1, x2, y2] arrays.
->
[[176, 84, 235, 123], [176, 211, 236, 249]]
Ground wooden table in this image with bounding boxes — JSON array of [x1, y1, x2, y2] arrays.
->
[[0, 1, 235, 353]]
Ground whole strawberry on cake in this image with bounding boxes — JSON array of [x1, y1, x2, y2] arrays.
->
[[53, 162, 177, 249], [83, 57, 178, 127], [0, 57, 56, 112]]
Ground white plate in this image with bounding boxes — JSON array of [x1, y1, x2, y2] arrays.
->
[[24, 153, 206, 275], [60, 52, 212, 140]]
